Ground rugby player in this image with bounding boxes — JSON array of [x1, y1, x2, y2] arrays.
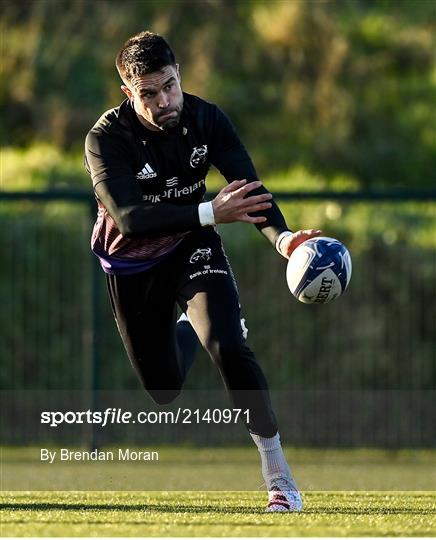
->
[[85, 31, 320, 512]]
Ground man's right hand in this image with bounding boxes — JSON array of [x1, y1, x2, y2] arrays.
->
[[211, 180, 272, 224]]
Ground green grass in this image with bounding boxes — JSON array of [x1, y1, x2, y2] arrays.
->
[[2, 447, 436, 491], [1, 490, 435, 537], [1, 448, 435, 536]]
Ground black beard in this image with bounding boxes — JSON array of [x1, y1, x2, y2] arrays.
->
[[160, 117, 180, 130]]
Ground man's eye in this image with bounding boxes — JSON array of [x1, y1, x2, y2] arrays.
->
[[165, 83, 173, 91]]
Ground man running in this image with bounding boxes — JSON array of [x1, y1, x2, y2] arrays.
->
[[85, 31, 320, 512]]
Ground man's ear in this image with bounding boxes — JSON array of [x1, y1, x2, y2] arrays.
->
[[121, 84, 133, 101]]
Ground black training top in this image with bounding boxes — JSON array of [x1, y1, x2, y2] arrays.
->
[[84, 92, 288, 273]]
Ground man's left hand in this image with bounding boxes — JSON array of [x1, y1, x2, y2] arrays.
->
[[279, 229, 322, 259]]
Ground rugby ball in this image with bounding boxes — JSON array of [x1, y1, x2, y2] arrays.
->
[[286, 237, 352, 304]]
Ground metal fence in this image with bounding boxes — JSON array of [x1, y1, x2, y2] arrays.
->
[[1, 190, 435, 447]]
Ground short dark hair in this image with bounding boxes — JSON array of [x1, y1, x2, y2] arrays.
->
[[116, 31, 176, 83]]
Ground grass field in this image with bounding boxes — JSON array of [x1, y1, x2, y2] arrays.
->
[[2, 490, 435, 537], [1, 448, 435, 536]]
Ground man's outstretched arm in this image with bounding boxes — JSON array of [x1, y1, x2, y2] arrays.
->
[[208, 106, 320, 255], [86, 129, 273, 238]]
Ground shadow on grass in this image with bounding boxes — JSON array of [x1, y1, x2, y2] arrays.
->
[[1, 502, 435, 515], [0, 502, 259, 514]]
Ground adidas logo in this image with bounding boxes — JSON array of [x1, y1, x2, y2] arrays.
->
[[136, 163, 157, 180]]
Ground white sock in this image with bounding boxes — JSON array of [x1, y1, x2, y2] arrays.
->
[[250, 432, 298, 491]]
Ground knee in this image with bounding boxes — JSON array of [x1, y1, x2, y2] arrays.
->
[[134, 361, 184, 405], [147, 388, 182, 405]]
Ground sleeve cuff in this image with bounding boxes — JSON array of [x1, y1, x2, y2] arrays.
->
[[275, 230, 293, 256], [198, 201, 215, 226]]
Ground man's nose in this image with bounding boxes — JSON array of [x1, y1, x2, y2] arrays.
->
[[157, 91, 170, 108]]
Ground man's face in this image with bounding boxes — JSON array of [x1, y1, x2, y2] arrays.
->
[[122, 65, 183, 131]]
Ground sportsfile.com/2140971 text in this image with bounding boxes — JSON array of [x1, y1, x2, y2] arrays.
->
[[40, 408, 250, 427]]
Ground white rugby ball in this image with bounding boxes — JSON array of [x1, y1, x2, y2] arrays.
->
[[286, 237, 352, 304]]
